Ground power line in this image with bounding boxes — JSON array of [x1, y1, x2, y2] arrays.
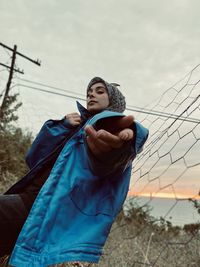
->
[[17, 83, 200, 124], [18, 77, 85, 96], [126, 104, 200, 124], [18, 83, 85, 102]]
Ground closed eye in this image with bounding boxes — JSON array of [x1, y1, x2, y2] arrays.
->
[[96, 90, 104, 94]]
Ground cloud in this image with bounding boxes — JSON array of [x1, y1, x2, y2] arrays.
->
[[1, 0, 200, 107]]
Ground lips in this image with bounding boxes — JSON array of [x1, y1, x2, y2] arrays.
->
[[88, 100, 98, 105]]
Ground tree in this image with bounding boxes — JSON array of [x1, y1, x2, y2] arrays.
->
[[0, 92, 22, 131], [0, 92, 33, 192]]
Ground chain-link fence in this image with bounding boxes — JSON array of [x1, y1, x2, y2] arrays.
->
[[1, 61, 200, 266]]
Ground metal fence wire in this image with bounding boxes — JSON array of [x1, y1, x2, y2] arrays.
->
[[1, 63, 200, 266]]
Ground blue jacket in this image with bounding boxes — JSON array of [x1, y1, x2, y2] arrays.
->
[[8, 102, 149, 267]]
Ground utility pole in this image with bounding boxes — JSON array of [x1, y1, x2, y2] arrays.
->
[[0, 63, 24, 74], [0, 42, 41, 111], [1, 44, 17, 110]]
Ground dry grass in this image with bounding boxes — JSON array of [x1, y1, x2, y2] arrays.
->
[[98, 217, 200, 267], [2, 221, 200, 267]]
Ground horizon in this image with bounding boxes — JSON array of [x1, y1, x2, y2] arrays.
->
[[128, 191, 200, 200]]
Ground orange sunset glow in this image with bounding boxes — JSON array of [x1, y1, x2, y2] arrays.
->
[[128, 190, 200, 200]]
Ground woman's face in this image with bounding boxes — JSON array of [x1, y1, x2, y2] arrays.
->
[[87, 82, 109, 114]]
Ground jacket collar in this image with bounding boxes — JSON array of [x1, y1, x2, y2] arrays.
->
[[76, 101, 92, 121]]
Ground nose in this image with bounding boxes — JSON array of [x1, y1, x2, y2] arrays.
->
[[88, 90, 95, 99]]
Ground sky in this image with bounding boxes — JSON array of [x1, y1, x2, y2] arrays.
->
[[1, 0, 200, 108], [0, 0, 200, 205]]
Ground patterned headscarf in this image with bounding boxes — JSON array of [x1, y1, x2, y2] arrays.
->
[[87, 77, 126, 113]]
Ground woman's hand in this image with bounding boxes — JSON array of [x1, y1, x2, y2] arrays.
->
[[65, 113, 82, 126], [85, 115, 134, 157], [117, 128, 134, 141]]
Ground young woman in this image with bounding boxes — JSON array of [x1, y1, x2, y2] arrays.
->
[[0, 77, 148, 266]]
